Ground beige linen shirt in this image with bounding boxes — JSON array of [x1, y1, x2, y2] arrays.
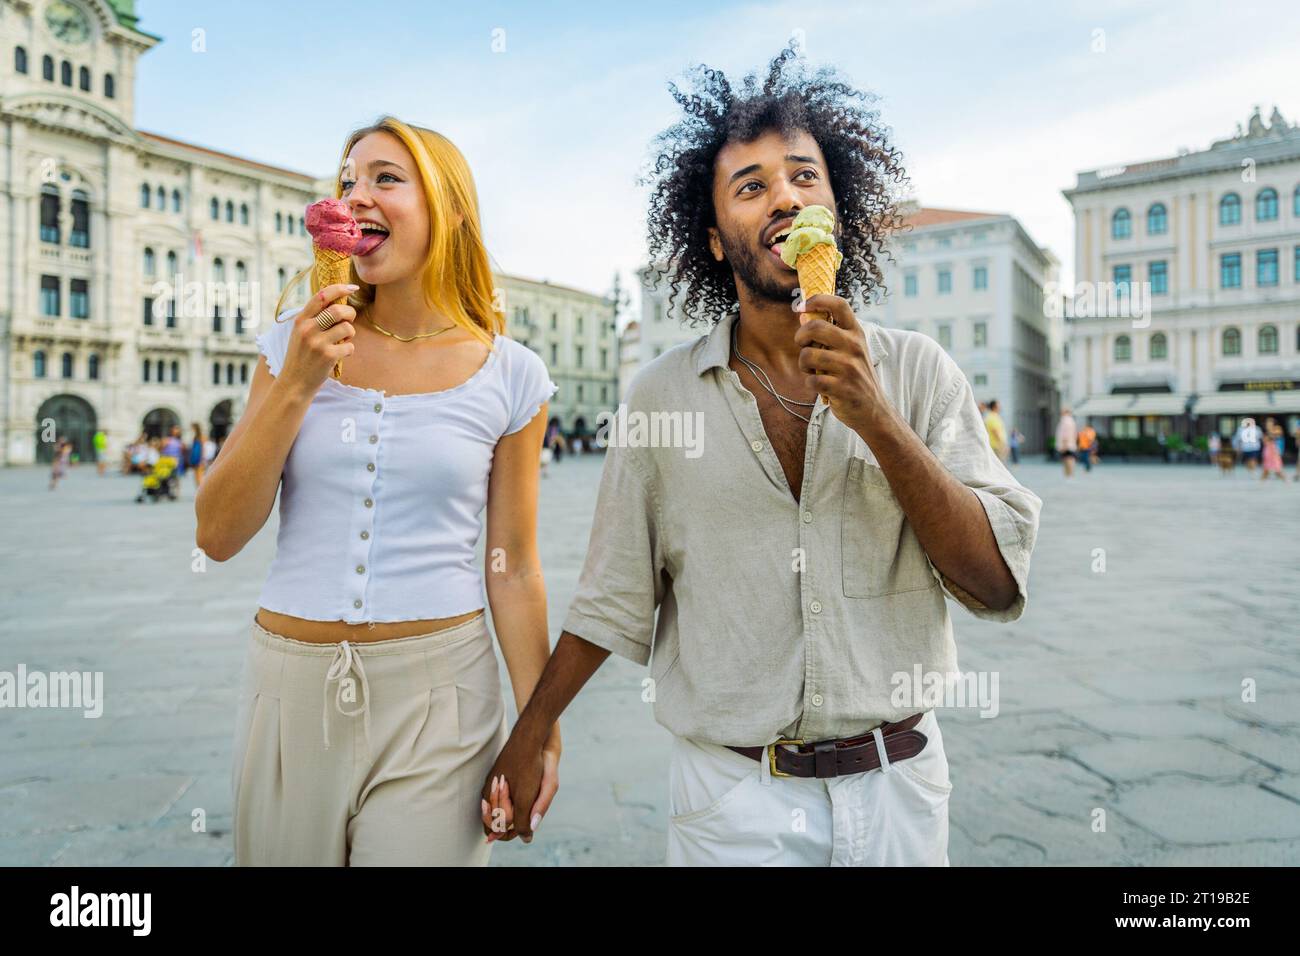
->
[[561, 311, 1041, 747]]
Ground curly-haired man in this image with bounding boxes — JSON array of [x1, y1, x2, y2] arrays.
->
[[481, 46, 1041, 866]]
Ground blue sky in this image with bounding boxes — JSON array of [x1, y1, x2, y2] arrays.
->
[[134, 0, 1300, 308]]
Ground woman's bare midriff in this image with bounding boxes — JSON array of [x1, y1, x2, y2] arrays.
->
[[255, 607, 485, 644]]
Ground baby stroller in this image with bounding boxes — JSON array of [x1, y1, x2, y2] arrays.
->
[[136, 455, 180, 503]]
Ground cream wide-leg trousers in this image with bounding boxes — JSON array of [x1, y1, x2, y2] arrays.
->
[[231, 611, 506, 866]]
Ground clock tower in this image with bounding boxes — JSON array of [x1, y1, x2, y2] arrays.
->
[[1, 0, 160, 131]]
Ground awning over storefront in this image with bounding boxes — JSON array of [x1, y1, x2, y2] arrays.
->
[[1193, 390, 1300, 415], [1075, 393, 1191, 416], [1127, 394, 1192, 416]]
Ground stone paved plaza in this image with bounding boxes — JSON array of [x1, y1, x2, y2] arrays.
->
[[1, 453, 1298, 866]]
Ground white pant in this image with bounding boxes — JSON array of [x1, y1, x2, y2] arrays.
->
[[666, 709, 951, 866]]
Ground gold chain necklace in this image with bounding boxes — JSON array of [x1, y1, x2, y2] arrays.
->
[[364, 309, 456, 343]]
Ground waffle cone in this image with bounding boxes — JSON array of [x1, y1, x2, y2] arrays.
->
[[796, 242, 839, 324], [313, 247, 353, 378]]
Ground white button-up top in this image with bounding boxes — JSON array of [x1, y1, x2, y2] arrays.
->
[[253, 311, 557, 623]]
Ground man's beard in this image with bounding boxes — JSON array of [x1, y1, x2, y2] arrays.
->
[[717, 225, 795, 305]]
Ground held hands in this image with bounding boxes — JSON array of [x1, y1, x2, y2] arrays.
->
[[480, 724, 560, 845], [793, 294, 891, 438], [279, 284, 359, 398]]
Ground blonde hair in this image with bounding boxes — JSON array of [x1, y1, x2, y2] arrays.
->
[[272, 116, 503, 346]]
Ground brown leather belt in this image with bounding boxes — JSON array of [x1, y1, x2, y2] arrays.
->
[[727, 711, 927, 779]]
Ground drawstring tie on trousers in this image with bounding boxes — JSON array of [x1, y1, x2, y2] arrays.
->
[[322, 640, 372, 760]]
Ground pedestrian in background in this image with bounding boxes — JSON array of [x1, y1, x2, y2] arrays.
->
[[1055, 408, 1078, 477], [188, 422, 207, 489], [1077, 423, 1096, 472], [984, 399, 1009, 463]]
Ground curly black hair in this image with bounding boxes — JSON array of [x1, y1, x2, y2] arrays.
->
[[642, 44, 909, 327]]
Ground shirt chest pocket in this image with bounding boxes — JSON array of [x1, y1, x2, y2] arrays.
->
[[841, 456, 937, 599]]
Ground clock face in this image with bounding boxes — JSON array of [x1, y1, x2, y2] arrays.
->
[[45, 1, 91, 45]]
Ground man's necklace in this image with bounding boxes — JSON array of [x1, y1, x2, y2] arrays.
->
[[730, 320, 816, 423], [364, 309, 456, 342]]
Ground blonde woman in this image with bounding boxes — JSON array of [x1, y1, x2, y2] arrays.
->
[[195, 116, 561, 865]]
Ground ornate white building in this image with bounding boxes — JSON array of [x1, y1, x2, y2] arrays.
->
[[1062, 106, 1300, 447], [1, 0, 322, 465], [1, 0, 621, 466]]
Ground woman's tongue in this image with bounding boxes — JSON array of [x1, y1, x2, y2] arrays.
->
[[355, 231, 388, 256]]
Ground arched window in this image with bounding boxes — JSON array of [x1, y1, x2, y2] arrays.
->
[[170, 360, 179, 383], [1150, 332, 1168, 360], [1294, 184, 1300, 217], [224, 200, 234, 223], [88, 353, 99, 380], [143, 359, 151, 383], [62, 352, 74, 378], [70, 190, 89, 247], [1111, 208, 1131, 239], [277, 267, 286, 288], [1259, 324, 1278, 354], [1219, 192, 1241, 225], [209, 197, 219, 220], [1222, 327, 1241, 356], [155, 359, 165, 382], [42, 55, 53, 81], [236, 261, 247, 283], [286, 214, 294, 236], [40, 184, 60, 243], [1114, 335, 1132, 361], [239, 203, 249, 225], [140, 183, 151, 208], [226, 362, 235, 385], [212, 362, 221, 385], [172, 189, 182, 213], [104, 73, 115, 98], [60, 60, 71, 86], [1256, 188, 1279, 221], [78, 66, 90, 91], [1146, 203, 1167, 235], [275, 212, 282, 232], [241, 362, 249, 384], [156, 185, 165, 209], [213, 257, 225, 283], [14, 46, 27, 74], [297, 216, 304, 234], [143, 247, 156, 276], [34, 351, 47, 378]]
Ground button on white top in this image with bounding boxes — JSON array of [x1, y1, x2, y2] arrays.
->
[[802, 511, 812, 523], [811, 693, 824, 707], [373, 402, 382, 413], [751, 440, 763, 452], [810, 600, 823, 614]]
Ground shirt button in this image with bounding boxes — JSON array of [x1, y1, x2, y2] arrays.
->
[[353, 599, 362, 609], [373, 402, 382, 413], [367, 462, 375, 472], [802, 511, 813, 523], [364, 497, 373, 508], [750, 440, 763, 453], [810, 600, 823, 614], [368, 434, 378, 444], [356, 564, 366, 574], [811, 693, 824, 707], [360, 530, 369, 540]]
